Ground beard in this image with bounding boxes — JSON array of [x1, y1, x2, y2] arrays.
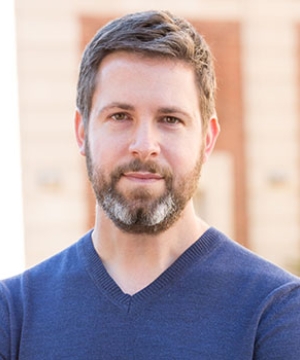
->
[[85, 139, 204, 235]]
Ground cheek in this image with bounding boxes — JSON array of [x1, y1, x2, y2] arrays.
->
[[88, 134, 126, 170], [165, 136, 202, 172]]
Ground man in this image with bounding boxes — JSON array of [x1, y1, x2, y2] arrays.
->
[[1, 10, 299, 359]]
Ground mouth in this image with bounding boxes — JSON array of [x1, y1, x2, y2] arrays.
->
[[122, 171, 164, 183]]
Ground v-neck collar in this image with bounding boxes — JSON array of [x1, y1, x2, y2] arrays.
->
[[78, 227, 221, 314]]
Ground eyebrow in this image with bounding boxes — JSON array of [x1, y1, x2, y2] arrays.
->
[[157, 106, 192, 119], [95, 102, 134, 117]]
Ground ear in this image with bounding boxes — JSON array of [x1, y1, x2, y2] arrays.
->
[[74, 109, 86, 156], [202, 116, 220, 163]]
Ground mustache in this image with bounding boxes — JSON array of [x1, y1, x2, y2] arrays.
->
[[111, 159, 172, 180]]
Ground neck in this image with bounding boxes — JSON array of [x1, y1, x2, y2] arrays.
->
[[92, 201, 209, 295]]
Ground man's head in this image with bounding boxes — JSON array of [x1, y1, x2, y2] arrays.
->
[[76, 10, 216, 132], [75, 11, 219, 235]]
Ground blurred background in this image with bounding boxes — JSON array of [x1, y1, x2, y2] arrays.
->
[[1, 0, 300, 278]]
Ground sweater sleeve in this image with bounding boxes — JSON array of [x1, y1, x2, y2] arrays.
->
[[0, 282, 10, 360], [254, 281, 300, 359]]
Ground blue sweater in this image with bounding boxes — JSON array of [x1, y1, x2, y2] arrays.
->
[[1, 228, 300, 359]]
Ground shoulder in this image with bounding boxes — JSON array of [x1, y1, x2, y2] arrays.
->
[[198, 228, 300, 357], [0, 231, 93, 358], [0, 230, 92, 305], [208, 228, 298, 278], [199, 227, 300, 298]]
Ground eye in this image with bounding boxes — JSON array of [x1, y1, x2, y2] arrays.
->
[[161, 116, 181, 125], [111, 112, 130, 121]]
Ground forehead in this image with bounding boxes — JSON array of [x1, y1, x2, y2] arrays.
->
[[94, 51, 199, 99], [98, 50, 193, 75]]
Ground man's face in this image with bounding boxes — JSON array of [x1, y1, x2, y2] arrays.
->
[[77, 51, 217, 234]]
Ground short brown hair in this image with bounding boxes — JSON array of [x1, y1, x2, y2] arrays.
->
[[76, 10, 216, 130]]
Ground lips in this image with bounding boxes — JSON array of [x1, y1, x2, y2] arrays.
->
[[123, 171, 163, 182]]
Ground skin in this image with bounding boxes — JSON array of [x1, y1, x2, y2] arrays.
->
[[75, 51, 220, 295]]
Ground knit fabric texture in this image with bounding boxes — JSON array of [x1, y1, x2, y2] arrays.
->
[[1, 227, 300, 359]]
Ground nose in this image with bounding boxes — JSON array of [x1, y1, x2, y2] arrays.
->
[[129, 122, 160, 160]]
